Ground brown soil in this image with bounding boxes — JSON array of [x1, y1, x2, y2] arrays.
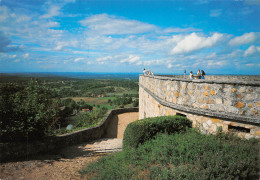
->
[[0, 112, 139, 180]]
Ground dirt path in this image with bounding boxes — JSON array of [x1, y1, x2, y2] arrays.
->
[[0, 112, 139, 180]]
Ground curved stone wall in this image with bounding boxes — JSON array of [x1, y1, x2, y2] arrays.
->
[[158, 75, 260, 81], [139, 75, 260, 138], [0, 108, 139, 162]]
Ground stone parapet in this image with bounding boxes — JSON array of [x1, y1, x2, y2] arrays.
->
[[140, 75, 260, 119], [158, 75, 260, 82], [139, 75, 260, 138], [139, 84, 259, 125]]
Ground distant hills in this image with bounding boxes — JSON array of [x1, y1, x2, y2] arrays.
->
[[0, 72, 140, 82]]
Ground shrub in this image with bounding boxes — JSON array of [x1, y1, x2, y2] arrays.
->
[[123, 115, 192, 149], [81, 129, 259, 180], [0, 81, 60, 142], [132, 99, 138, 107]]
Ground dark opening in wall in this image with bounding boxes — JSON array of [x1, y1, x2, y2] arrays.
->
[[176, 113, 186, 117], [228, 125, 250, 133]]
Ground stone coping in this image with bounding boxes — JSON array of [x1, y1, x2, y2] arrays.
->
[[140, 83, 260, 126], [0, 108, 139, 162], [57, 107, 139, 137], [140, 75, 260, 87]]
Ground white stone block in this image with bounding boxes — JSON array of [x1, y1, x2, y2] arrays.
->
[[207, 120, 212, 126]]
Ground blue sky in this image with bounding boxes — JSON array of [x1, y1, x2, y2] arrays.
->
[[0, 0, 260, 74]]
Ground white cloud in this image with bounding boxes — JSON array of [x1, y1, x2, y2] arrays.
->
[[0, 6, 9, 22], [74, 57, 84, 62], [120, 55, 140, 64], [143, 59, 163, 66], [210, 9, 222, 17], [227, 49, 243, 58], [162, 27, 202, 33], [171, 32, 224, 54], [23, 53, 29, 58], [229, 32, 257, 46], [54, 41, 76, 51], [9, 54, 16, 58], [80, 14, 158, 35], [41, 5, 61, 19], [244, 45, 260, 56], [167, 64, 173, 68], [16, 15, 31, 23], [206, 52, 216, 59], [1, 2, 259, 74], [96, 56, 113, 62], [44, 21, 60, 28], [54, 45, 64, 51], [206, 60, 227, 67]]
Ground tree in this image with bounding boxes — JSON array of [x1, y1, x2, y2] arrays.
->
[[133, 99, 139, 107], [0, 81, 61, 142]]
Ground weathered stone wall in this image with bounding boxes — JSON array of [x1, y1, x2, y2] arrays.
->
[[158, 75, 260, 81], [0, 108, 139, 162], [139, 75, 260, 138]]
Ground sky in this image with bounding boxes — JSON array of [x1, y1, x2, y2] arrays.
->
[[0, 0, 260, 74]]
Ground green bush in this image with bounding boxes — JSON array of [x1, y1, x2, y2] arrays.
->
[[0, 81, 60, 142], [80, 129, 259, 180], [123, 115, 192, 149]]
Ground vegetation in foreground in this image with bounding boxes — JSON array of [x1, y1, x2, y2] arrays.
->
[[0, 77, 139, 142], [80, 116, 259, 180]]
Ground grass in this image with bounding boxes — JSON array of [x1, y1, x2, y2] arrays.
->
[[69, 97, 109, 105], [66, 96, 136, 109], [80, 129, 259, 180]]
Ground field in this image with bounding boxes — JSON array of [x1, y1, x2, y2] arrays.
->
[[0, 74, 139, 138]]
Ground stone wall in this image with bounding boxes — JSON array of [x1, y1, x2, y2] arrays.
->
[[158, 75, 260, 81], [0, 108, 139, 162], [139, 75, 260, 138]]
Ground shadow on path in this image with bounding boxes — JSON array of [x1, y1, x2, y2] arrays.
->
[[0, 112, 138, 180]]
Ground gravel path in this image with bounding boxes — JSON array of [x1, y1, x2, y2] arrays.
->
[[0, 112, 139, 180]]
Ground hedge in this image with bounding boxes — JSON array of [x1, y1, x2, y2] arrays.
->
[[123, 115, 192, 149]]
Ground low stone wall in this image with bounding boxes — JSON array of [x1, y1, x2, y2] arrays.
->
[[139, 75, 260, 139], [0, 108, 138, 162], [158, 75, 260, 82]]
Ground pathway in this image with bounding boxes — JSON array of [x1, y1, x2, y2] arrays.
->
[[0, 112, 139, 180]]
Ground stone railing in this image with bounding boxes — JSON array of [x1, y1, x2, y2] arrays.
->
[[0, 108, 139, 162], [139, 75, 260, 138]]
